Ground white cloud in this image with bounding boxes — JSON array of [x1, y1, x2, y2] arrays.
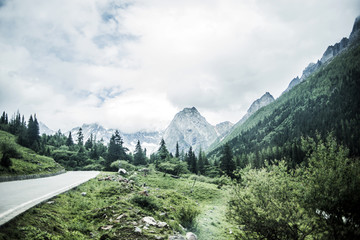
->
[[0, 0, 359, 132]]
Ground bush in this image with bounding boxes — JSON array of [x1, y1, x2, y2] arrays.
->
[[0, 142, 20, 168], [131, 195, 159, 211], [83, 163, 103, 171], [1, 142, 21, 159], [110, 160, 136, 172], [158, 161, 189, 175], [1, 153, 12, 168], [176, 204, 200, 230]]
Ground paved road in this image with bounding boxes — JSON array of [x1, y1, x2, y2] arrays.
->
[[0, 171, 99, 225]]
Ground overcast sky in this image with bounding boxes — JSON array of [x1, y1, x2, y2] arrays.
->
[[0, 0, 359, 133]]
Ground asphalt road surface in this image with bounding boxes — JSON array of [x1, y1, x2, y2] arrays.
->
[[0, 171, 99, 225]]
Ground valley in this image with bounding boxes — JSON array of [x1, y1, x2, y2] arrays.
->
[[0, 7, 359, 240]]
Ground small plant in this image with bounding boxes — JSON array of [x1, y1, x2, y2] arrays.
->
[[1, 142, 21, 158], [1, 153, 12, 168], [176, 204, 200, 230], [0, 142, 21, 168], [131, 195, 159, 211]]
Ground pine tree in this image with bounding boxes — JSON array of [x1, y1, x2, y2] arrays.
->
[[106, 130, 128, 170], [77, 128, 84, 146], [27, 114, 40, 151], [0, 111, 6, 124], [85, 133, 93, 150], [198, 149, 205, 175], [219, 143, 236, 178], [133, 140, 146, 166], [175, 142, 180, 158], [158, 138, 169, 161], [186, 147, 197, 173], [66, 132, 74, 146]]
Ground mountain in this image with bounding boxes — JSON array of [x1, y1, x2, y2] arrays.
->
[[163, 107, 219, 154], [208, 92, 275, 152], [283, 16, 360, 93], [40, 122, 162, 155], [208, 17, 360, 165], [236, 92, 275, 127], [62, 123, 162, 155], [39, 122, 56, 136], [215, 121, 234, 136]]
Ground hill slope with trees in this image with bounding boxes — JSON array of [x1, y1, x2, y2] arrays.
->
[[208, 41, 360, 168]]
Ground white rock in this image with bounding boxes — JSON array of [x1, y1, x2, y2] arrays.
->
[[157, 221, 167, 228], [134, 226, 142, 233], [186, 232, 197, 240], [142, 216, 157, 226]]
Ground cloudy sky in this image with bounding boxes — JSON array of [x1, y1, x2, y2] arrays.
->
[[0, 0, 359, 133]]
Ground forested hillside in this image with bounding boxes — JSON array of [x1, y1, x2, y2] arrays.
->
[[208, 42, 360, 168]]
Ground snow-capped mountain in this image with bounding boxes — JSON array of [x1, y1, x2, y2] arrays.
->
[[65, 123, 162, 155], [39, 122, 56, 136]]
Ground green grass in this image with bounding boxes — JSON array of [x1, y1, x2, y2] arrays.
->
[[0, 170, 235, 240], [0, 130, 63, 176]]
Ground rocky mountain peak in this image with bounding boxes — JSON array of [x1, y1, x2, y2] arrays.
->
[[215, 121, 234, 138], [178, 107, 200, 116], [284, 16, 360, 94], [247, 92, 275, 115], [349, 15, 360, 45], [163, 107, 218, 154]]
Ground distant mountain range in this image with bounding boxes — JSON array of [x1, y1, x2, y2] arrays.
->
[[39, 16, 360, 157], [39, 91, 273, 155]]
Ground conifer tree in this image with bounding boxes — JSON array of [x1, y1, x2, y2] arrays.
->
[[85, 133, 93, 150], [158, 138, 169, 161], [77, 128, 84, 146], [133, 140, 146, 165], [198, 149, 205, 175], [175, 142, 180, 158], [27, 114, 40, 151], [186, 146, 197, 173], [219, 143, 236, 178], [106, 130, 128, 170], [66, 132, 74, 146], [0, 111, 6, 124]]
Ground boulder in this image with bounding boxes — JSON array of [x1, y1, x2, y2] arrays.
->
[[168, 235, 186, 240], [186, 232, 197, 240], [118, 168, 127, 175], [141, 216, 157, 226], [157, 221, 167, 228], [134, 226, 142, 233]]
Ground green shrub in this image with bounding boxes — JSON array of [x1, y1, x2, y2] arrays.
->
[[110, 160, 136, 172], [176, 204, 200, 230], [131, 195, 159, 211], [0, 142, 21, 168], [1, 153, 12, 168], [158, 161, 189, 175], [83, 163, 103, 171], [1, 142, 21, 158]]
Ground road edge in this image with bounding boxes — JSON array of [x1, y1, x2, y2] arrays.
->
[[0, 169, 66, 182]]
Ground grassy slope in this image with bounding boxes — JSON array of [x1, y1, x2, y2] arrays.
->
[[0, 171, 235, 240], [0, 130, 64, 176]]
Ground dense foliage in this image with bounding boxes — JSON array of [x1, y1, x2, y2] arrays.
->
[[228, 135, 360, 239]]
